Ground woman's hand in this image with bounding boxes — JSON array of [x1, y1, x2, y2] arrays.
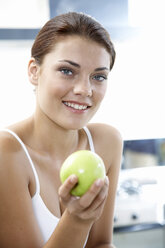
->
[[58, 175, 109, 222]]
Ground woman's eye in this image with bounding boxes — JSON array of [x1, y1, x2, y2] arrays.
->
[[93, 75, 107, 82], [60, 68, 73, 75]]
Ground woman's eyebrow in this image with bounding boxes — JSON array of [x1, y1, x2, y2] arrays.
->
[[94, 67, 109, 72], [58, 59, 80, 68], [58, 60, 109, 72]]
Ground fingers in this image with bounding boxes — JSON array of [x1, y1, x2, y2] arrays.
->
[[58, 175, 110, 223], [58, 175, 78, 201], [79, 176, 109, 209], [66, 179, 104, 214], [86, 176, 109, 211], [75, 176, 109, 220]]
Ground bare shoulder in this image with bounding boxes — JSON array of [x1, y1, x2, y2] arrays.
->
[[0, 118, 31, 156], [0, 129, 22, 153], [87, 122, 123, 151], [0, 129, 29, 184], [0, 129, 31, 201], [87, 123, 122, 142], [87, 123, 123, 171]]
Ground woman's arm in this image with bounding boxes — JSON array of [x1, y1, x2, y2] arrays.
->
[[85, 123, 123, 248], [0, 133, 44, 248]]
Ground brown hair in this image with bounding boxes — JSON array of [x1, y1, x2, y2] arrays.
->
[[31, 12, 116, 70]]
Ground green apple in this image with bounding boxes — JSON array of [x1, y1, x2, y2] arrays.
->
[[60, 150, 106, 197]]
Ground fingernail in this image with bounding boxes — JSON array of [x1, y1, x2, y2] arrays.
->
[[70, 175, 77, 183], [96, 179, 102, 187]]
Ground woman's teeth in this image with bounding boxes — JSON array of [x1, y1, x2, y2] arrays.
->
[[64, 101, 88, 110]]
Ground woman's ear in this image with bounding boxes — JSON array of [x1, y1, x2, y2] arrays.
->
[[28, 58, 40, 86]]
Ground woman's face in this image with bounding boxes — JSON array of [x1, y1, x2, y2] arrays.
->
[[33, 35, 110, 130]]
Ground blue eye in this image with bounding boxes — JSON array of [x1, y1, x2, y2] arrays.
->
[[93, 75, 107, 82], [60, 68, 73, 75]]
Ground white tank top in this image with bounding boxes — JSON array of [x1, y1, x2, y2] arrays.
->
[[1, 127, 95, 244]]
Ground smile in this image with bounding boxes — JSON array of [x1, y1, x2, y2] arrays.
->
[[63, 101, 89, 110]]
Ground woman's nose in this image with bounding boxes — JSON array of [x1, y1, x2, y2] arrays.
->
[[73, 77, 92, 97]]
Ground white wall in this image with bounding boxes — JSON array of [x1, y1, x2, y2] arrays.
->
[[0, 40, 35, 126], [0, 0, 49, 28]]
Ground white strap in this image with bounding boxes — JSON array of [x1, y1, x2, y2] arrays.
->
[[0, 129, 40, 194], [83, 127, 95, 152]]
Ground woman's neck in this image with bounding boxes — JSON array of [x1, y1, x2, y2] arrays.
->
[[26, 114, 80, 159]]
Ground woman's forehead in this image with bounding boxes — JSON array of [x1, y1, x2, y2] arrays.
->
[[44, 36, 111, 69]]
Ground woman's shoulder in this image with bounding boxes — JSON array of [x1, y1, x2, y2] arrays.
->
[[87, 122, 122, 146], [0, 123, 29, 171], [86, 123, 123, 170], [0, 126, 30, 190], [0, 119, 31, 154], [0, 128, 21, 154]]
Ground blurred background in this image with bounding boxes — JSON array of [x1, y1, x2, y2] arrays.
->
[[0, 0, 165, 247]]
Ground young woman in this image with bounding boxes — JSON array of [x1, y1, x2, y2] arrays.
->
[[0, 12, 123, 248]]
